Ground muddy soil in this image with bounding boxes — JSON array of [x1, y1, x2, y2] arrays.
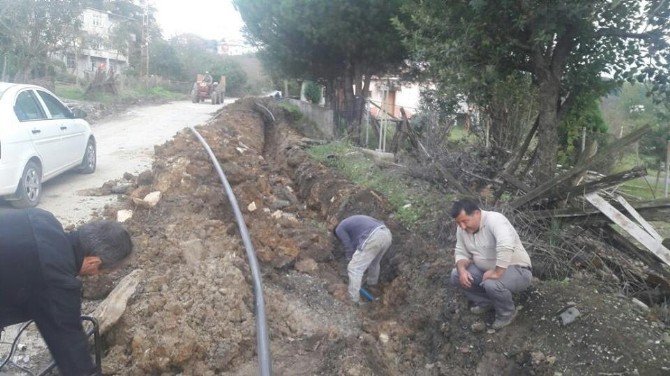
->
[[26, 98, 670, 375]]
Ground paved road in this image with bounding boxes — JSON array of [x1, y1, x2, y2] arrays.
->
[[36, 100, 230, 225]]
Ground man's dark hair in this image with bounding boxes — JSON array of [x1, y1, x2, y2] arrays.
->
[[78, 220, 133, 269], [449, 199, 480, 218]]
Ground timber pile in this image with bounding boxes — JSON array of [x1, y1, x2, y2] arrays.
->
[[398, 117, 670, 305]]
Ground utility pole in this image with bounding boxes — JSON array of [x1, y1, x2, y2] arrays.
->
[[141, 0, 150, 78]]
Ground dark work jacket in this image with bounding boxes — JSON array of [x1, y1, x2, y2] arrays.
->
[[0, 208, 95, 376], [335, 215, 385, 260]]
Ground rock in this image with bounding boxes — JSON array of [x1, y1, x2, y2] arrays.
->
[[271, 210, 283, 219], [531, 351, 546, 364], [247, 201, 257, 212], [379, 333, 389, 344], [143, 191, 161, 207], [471, 322, 486, 333], [129, 186, 152, 199], [559, 307, 580, 326], [111, 183, 133, 194], [295, 258, 318, 274], [132, 197, 150, 208], [631, 298, 650, 312], [117, 209, 133, 222], [270, 199, 291, 210], [137, 170, 153, 185], [91, 269, 144, 334], [662, 332, 670, 344], [123, 172, 135, 181]]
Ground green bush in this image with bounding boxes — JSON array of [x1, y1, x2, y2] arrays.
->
[[279, 102, 303, 122], [304, 81, 322, 104]]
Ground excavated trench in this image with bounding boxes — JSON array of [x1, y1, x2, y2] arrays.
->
[[91, 98, 670, 375]]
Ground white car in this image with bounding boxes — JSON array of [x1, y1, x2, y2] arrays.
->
[[0, 82, 96, 208]]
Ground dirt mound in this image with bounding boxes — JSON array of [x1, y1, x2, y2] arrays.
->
[[93, 98, 670, 375]]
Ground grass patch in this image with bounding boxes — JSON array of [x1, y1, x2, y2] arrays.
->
[[55, 82, 185, 104], [278, 102, 303, 122], [54, 83, 86, 100], [611, 154, 668, 201], [448, 125, 477, 143], [308, 141, 451, 232]]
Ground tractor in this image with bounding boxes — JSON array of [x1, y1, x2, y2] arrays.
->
[[191, 74, 226, 104]]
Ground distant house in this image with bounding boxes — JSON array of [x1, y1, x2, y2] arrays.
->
[[217, 39, 254, 56], [62, 7, 134, 78], [367, 77, 422, 119]]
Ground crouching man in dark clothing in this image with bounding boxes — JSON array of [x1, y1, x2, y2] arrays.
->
[[0, 208, 133, 375], [334, 215, 392, 303]]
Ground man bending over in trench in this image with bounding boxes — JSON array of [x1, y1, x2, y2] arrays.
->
[[449, 199, 532, 329], [334, 215, 392, 304], [0, 208, 133, 375]]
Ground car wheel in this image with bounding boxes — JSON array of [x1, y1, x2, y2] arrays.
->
[[79, 139, 96, 174], [11, 161, 42, 208]]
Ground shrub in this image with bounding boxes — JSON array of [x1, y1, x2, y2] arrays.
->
[[304, 81, 322, 104]]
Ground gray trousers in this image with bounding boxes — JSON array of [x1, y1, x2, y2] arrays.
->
[[450, 264, 532, 318], [347, 227, 392, 301]]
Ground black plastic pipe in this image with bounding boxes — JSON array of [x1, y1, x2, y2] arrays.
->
[[189, 126, 272, 376]]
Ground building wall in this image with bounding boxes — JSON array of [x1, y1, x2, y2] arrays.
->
[[368, 79, 422, 119], [62, 8, 129, 78], [287, 98, 335, 139]]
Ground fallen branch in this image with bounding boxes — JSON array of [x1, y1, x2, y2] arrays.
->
[[510, 125, 651, 209]]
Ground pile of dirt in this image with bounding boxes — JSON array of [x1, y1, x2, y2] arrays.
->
[[89, 98, 670, 375]]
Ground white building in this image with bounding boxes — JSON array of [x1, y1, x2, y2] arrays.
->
[[368, 77, 422, 119], [63, 8, 134, 78], [217, 39, 254, 56]]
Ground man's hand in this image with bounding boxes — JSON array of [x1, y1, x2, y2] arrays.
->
[[456, 259, 473, 288], [459, 269, 474, 288], [482, 267, 506, 281]]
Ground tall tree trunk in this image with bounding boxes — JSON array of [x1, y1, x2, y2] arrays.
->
[[362, 72, 371, 98], [343, 63, 358, 143], [354, 63, 363, 96], [534, 67, 561, 183]]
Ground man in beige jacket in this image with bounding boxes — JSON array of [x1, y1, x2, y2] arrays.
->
[[449, 199, 532, 329]]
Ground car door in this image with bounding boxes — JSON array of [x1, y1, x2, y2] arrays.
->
[[13, 89, 63, 177], [36, 90, 87, 168]]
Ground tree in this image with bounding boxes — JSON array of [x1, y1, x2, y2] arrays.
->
[[397, 0, 670, 183], [234, 0, 408, 139], [0, 0, 84, 82], [304, 81, 322, 104], [149, 38, 182, 79]]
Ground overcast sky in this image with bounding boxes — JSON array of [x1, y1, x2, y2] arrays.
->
[[152, 0, 246, 43]]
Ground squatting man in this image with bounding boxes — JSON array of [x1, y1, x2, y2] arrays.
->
[[334, 215, 392, 303], [449, 199, 532, 329], [0, 208, 133, 376]]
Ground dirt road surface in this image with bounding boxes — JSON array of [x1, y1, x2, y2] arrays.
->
[[38, 100, 231, 226]]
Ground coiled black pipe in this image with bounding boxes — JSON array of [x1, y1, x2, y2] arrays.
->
[[188, 126, 272, 376]]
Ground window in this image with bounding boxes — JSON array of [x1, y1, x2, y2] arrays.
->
[[14, 91, 46, 122], [66, 54, 76, 69], [37, 91, 71, 119]]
